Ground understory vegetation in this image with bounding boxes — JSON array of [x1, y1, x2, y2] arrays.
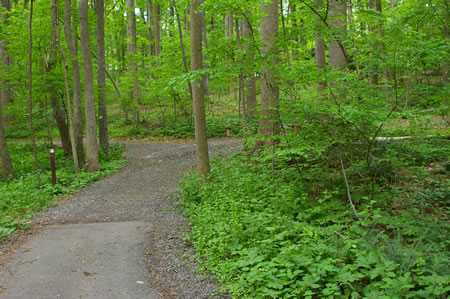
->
[[181, 135, 449, 298], [0, 143, 126, 239]]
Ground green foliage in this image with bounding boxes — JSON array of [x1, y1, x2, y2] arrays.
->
[[180, 138, 449, 298], [0, 142, 127, 240]]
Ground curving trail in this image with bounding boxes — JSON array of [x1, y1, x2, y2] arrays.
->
[[0, 139, 241, 299]]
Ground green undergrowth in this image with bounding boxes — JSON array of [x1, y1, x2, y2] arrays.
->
[[108, 114, 256, 139], [180, 139, 449, 298], [0, 142, 127, 239]]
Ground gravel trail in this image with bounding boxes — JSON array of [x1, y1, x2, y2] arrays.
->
[[0, 139, 241, 298]]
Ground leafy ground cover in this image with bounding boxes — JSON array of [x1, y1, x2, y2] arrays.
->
[[0, 142, 127, 239], [180, 137, 449, 298]]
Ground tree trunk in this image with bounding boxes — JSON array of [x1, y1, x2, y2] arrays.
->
[[49, 0, 71, 157], [0, 0, 12, 111], [329, 0, 347, 69], [28, 0, 38, 170], [258, 0, 280, 144], [64, 0, 85, 168], [52, 0, 79, 172], [97, 0, 109, 152], [0, 101, 13, 180], [191, 0, 210, 178], [127, 0, 139, 123], [147, 0, 154, 56], [80, 0, 99, 172], [236, 19, 248, 135], [172, 0, 193, 101], [154, 1, 161, 57], [226, 12, 236, 99], [314, 0, 327, 97], [241, 17, 256, 116]]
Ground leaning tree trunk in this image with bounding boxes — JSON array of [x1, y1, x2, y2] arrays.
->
[[49, 0, 71, 157], [258, 0, 280, 145], [191, 0, 210, 178], [80, 0, 99, 172], [64, 0, 85, 167], [97, 0, 109, 152]]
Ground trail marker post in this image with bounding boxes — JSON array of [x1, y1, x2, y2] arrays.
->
[[50, 149, 56, 185]]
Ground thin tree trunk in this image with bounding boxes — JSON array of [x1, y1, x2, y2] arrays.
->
[[97, 0, 109, 152], [226, 12, 236, 99], [147, 0, 154, 56], [0, 0, 12, 110], [314, 0, 327, 97], [258, 0, 280, 144], [241, 16, 257, 116], [52, 0, 79, 172], [0, 101, 13, 179], [28, 0, 38, 170], [80, 0, 99, 172], [64, 0, 85, 167], [191, 0, 210, 178], [236, 19, 248, 135], [154, 1, 161, 57], [172, 0, 193, 101], [49, 0, 71, 157], [127, 0, 139, 123]]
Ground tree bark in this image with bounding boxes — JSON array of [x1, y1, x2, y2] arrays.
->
[[80, 0, 99, 172], [329, 0, 348, 69], [241, 16, 257, 116], [127, 0, 139, 122], [191, 0, 210, 178], [52, 0, 79, 172], [0, 101, 13, 180], [258, 0, 280, 144], [49, 0, 71, 157], [226, 12, 236, 99], [28, 0, 38, 170], [64, 0, 85, 167], [97, 0, 109, 152], [0, 0, 12, 111]]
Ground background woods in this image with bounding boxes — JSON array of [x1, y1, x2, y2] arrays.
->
[[0, 0, 448, 297]]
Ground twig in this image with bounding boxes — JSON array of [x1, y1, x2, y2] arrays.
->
[[339, 153, 361, 220]]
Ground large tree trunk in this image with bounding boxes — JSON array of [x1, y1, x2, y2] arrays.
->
[[241, 16, 257, 116], [258, 0, 280, 144], [329, 0, 348, 69], [80, 0, 99, 172], [191, 0, 210, 178], [154, 1, 161, 57], [314, 0, 327, 97], [64, 0, 85, 167], [127, 0, 139, 123], [97, 0, 109, 152], [49, 0, 71, 157]]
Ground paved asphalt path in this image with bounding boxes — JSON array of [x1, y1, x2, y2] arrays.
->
[[0, 139, 242, 299]]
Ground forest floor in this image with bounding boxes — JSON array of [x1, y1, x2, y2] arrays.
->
[[0, 138, 242, 298]]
